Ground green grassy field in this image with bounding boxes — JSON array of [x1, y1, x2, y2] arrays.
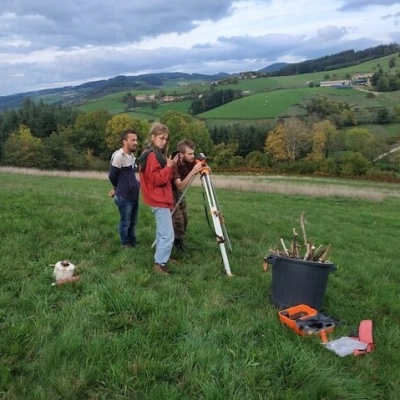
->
[[1, 171, 400, 399]]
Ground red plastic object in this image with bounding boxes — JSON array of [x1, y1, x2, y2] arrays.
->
[[353, 319, 375, 355]]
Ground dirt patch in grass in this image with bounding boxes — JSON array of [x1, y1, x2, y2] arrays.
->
[[1, 166, 399, 200]]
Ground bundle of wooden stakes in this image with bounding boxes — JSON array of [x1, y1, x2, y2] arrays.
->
[[269, 211, 331, 262]]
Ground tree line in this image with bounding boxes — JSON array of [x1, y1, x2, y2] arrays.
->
[[0, 97, 399, 181], [189, 88, 243, 115]]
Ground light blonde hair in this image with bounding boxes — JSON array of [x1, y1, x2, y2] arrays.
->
[[148, 122, 170, 157]]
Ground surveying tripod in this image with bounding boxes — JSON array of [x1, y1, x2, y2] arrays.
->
[[151, 154, 233, 276], [196, 154, 233, 277]]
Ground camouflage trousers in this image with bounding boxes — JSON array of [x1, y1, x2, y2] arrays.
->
[[172, 197, 188, 240]]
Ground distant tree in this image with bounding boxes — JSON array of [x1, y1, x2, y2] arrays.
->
[[376, 76, 390, 91], [345, 127, 377, 160], [340, 152, 370, 176], [159, 111, 212, 153], [72, 109, 111, 158], [393, 104, 400, 122], [157, 90, 166, 100], [245, 151, 270, 167], [0, 109, 19, 158], [284, 118, 312, 162], [375, 107, 390, 124], [264, 123, 289, 161], [181, 120, 213, 155], [105, 114, 150, 153], [370, 72, 381, 86], [105, 114, 135, 151], [306, 121, 329, 162], [265, 119, 313, 163], [150, 99, 159, 109], [331, 108, 357, 128], [3, 125, 46, 168], [159, 111, 192, 148], [42, 129, 85, 170], [389, 57, 396, 69], [210, 142, 240, 168], [123, 92, 137, 110], [319, 157, 338, 176], [189, 88, 242, 115]]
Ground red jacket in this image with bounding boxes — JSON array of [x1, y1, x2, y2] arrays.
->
[[139, 151, 174, 209]]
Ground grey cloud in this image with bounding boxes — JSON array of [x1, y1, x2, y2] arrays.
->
[[316, 26, 348, 41], [338, 0, 400, 11], [0, 0, 397, 96], [0, 0, 236, 48], [381, 10, 400, 18], [0, 29, 395, 96]]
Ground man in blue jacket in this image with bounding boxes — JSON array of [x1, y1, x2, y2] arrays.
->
[[108, 129, 140, 248]]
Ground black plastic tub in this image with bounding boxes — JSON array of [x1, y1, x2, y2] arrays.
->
[[267, 254, 336, 311]]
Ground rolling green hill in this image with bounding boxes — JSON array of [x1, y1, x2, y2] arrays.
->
[[75, 54, 400, 128]]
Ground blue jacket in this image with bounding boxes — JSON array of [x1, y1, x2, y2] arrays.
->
[[108, 148, 140, 201]]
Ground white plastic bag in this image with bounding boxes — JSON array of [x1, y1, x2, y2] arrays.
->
[[324, 336, 368, 357]]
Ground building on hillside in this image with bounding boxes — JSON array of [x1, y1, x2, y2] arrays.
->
[[135, 94, 156, 101], [162, 95, 176, 102], [320, 80, 352, 88], [351, 73, 374, 85]]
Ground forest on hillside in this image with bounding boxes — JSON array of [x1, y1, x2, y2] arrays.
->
[[272, 43, 400, 76]]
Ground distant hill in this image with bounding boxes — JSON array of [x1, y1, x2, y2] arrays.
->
[[0, 72, 230, 111], [257, 62, 289, 73], [0, 43, 398, 111]]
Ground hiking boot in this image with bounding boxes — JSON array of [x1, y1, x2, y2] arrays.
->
[[153, 263, 169, 275], [174, 238, 185, 252]]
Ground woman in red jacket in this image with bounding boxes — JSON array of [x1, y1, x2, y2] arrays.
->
[[139, 122, 177, 275]]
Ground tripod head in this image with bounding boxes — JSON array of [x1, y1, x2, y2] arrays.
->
[[195, 153, 211, 175]]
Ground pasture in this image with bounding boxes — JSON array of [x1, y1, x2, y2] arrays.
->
[[1, 170, 400, 399]]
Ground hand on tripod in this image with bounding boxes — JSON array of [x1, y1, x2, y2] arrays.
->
[[191, 162, 203, 176]]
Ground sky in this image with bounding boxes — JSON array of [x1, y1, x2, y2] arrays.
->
[[1, 0, 400, 96]]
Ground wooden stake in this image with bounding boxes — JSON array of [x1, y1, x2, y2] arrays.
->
[[300, 211, 307, 246], [280, 238, 290, 257]]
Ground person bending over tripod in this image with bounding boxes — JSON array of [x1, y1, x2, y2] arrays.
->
[[171, 139, 202, 252]]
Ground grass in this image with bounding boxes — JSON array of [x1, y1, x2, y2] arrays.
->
[[1, 171, 400, 399]]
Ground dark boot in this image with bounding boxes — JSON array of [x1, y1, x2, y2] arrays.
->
[[174, 238, 184, 252]]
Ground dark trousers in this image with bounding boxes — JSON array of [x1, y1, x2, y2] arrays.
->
[[172, 197, 188, 240]]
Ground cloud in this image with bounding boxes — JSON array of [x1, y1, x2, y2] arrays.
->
[[338, 0, 400, 11], [0, 0, 399, 96]]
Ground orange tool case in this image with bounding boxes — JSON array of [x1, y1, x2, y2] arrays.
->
[[278, 304, 335, 339]]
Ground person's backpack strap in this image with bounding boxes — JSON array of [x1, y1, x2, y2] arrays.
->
[[139, 146, 166, 172]]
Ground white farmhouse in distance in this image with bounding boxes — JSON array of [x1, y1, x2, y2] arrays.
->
[[320, 80, 352, 87]]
